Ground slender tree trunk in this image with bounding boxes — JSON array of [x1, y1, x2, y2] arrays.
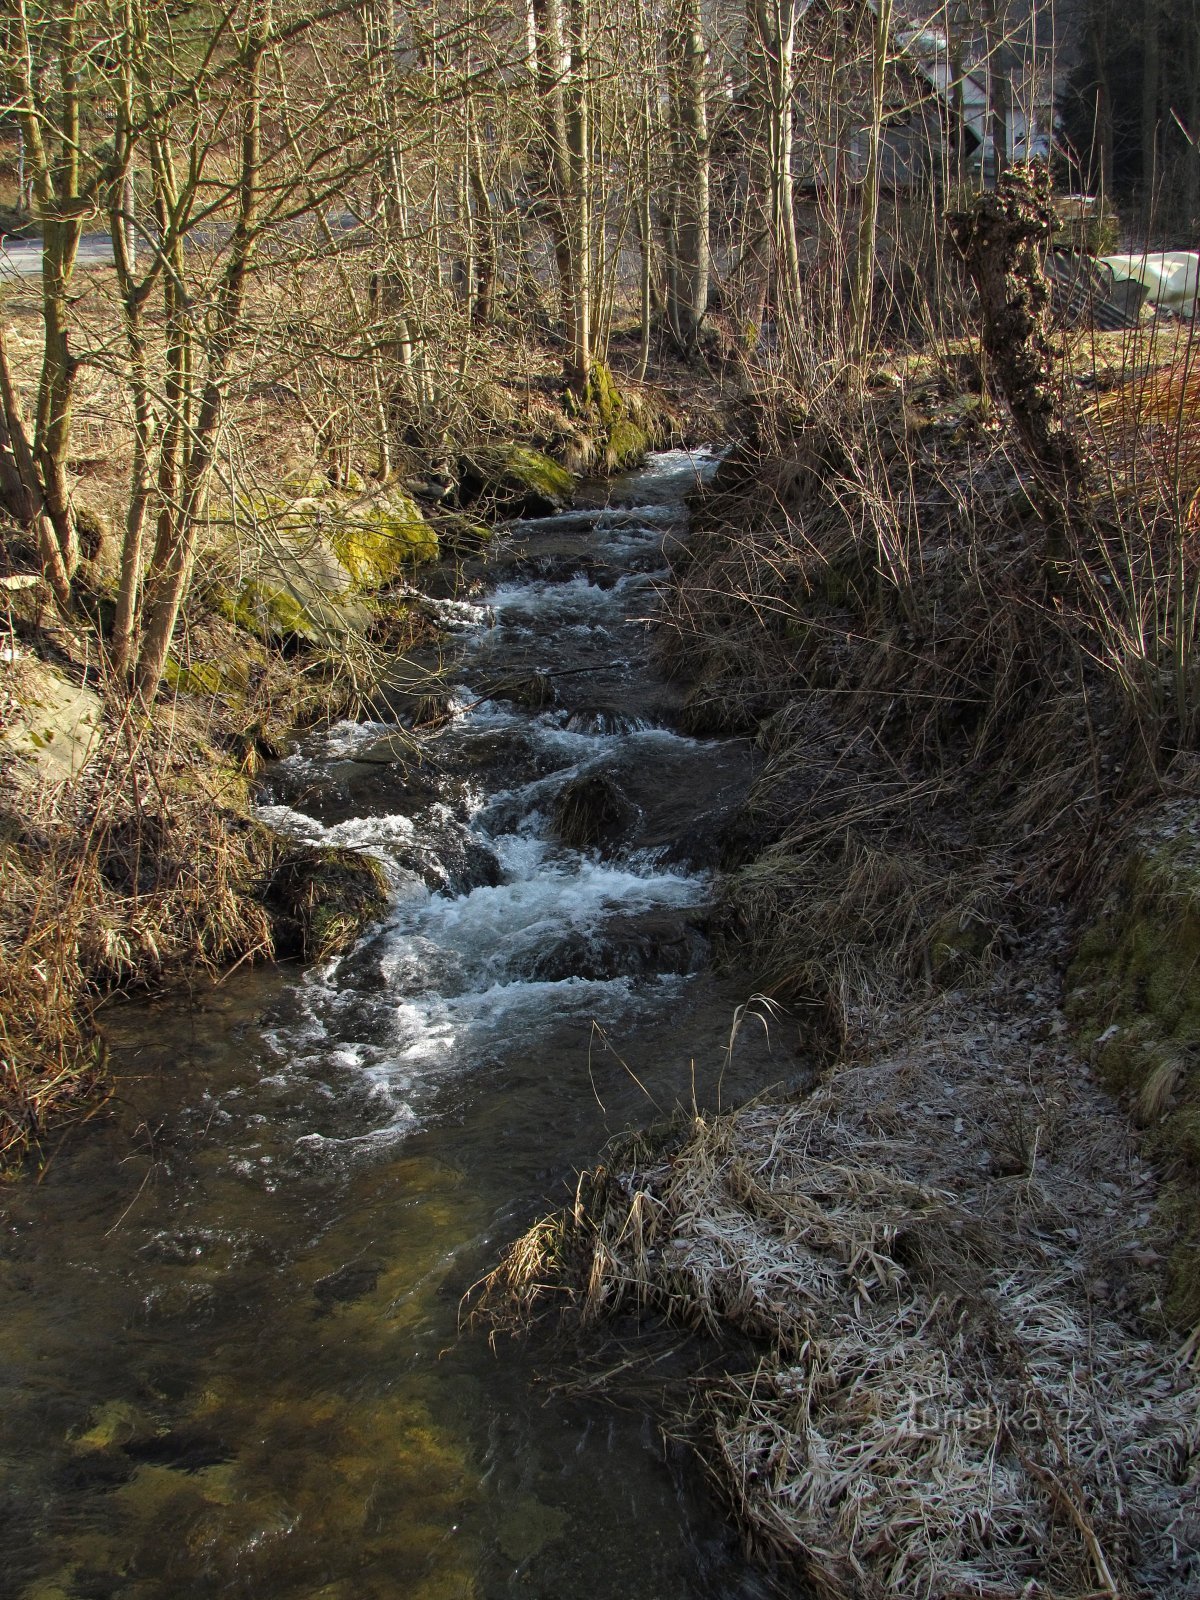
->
[[745, 0, 802, 340], [133, 21, 266, 700], [666, 0, 710, 355], [633, 15, 662, 380], [1188, 15, 1200, 229], [564, 0, 591, 385], [1088, 0, 1114, 200], [2, 0, 87, 596], [530, 0, 579, 379], [468, 133, 497, 326], [0, 324, 71, 607], [110, 62, 153, 680], [850, 0, 892, 366], [947, 9, 966, 187], [637, 187, 653, 381], [34, 222, 83, 579], [1141, 0, 1160, 221], [121, 170, 137, 273], [981, 0, 1010, 186]]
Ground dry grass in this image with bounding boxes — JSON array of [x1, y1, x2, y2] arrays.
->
[[483, 967, 1200, 1598], [477, 270, 1200, 1596], [1091, 341, 1200, 529], [646, 305, 1200, 1052], [0, 713, 281, 1169]]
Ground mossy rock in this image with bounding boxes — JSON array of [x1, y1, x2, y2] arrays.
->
[[458, 445, 574, 518], [230, 483, 435, 650], [575, 362, 650, 471], [1, 659, 103, 786], [585, 368, 659, 473], [73, 1400, 161, 1454], [1066, 807, 1200, 1328], [328, 490, 438, 587], [217, 578, 359, 648], [261, 841, 390, 961], [926, 911, 998, 982], [581, 361, 625, 430], [607, 417, 650, 472], [163, 654, 250, 699]]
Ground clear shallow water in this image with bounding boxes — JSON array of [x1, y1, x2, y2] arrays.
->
[[0, 451, 794, 1600]]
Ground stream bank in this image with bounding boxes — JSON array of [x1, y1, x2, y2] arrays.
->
[[0, 359, 705, 1169], [485, 367, 1200, 1595]]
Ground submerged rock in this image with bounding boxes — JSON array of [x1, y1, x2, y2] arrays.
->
[[551, 771, 637, 851], [313, 1263, 382, 1313], [527, 908, 709, 983], [262, 841, 391, 960]]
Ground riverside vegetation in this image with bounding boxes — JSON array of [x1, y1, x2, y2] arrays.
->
[[477, 170, 1200, 1596]]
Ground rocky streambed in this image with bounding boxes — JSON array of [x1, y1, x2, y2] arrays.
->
[[0, 451, 791, 1600]]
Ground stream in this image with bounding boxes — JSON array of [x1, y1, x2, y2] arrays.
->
[[1, 451, 791, 1600]]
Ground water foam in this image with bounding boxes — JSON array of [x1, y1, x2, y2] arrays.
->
[[259, 449, 728, 1150]]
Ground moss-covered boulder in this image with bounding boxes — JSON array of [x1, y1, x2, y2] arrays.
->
[[223, 481, 437, 648], [163, 654, 251, 699], [218, 570, 369, 648], [575, 362, 651, 472], [458, 445, 575, 518], [1066, 802, 1200, 1328], [328, 490, 438, 585], [262, 841, 391, 961]]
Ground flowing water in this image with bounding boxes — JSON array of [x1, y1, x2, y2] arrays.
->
[[1, 453, 794, 1600]]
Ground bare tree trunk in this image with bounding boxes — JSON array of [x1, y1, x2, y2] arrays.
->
[[564, 0, 592, 385], [981, 0, 1010, 186], [947, 6, 967, 188], [109, 22, 154, 677], [133, 19, 267, 700], [1086, 0, 1115, 200], [637, 187, 653, 381], [121, 169, 137, 274], [2, 0, 88, 597], [850, 0, 892, 366], [1188, 16, 1200, 229], [746, 0, 803, 341], [530, 0, 580, 380], [1141, 0, 1160, 221], [468, 131, 498, 327], [634, 30, 655, 380], [0, 324, 71, 607], [665, 0, 710, 355]]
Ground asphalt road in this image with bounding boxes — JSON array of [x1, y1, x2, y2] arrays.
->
[[0, 232, 115, 278], [0, 214, 366, 280]]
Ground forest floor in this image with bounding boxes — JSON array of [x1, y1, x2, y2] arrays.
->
[[481, 313, 1200, 1598]]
